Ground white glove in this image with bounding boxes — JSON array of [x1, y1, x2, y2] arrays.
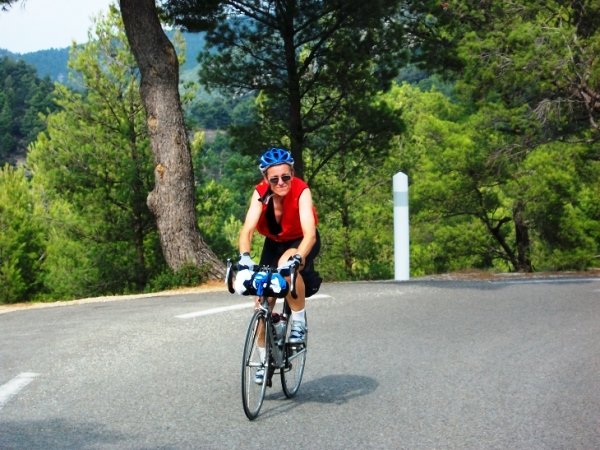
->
[[238, 253, 257, 270], [234, 269, 254, 295]]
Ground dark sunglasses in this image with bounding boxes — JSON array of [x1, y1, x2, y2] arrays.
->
[[268, 174, 292, 184]]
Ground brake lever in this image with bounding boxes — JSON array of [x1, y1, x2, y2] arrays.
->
[[225, 258, 235, 294], [290, 260, 300, 299]]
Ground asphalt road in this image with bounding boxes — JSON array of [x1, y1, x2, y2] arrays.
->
[[1, 278, 600, 449]]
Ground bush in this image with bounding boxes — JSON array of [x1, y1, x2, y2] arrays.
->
[[144, 262, 211, 293], [0, 165, 47, 304]]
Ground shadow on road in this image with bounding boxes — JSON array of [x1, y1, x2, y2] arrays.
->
[[296, 374, 379, 404], [259, 374, 378, 419], [0, 418, 174, 450]]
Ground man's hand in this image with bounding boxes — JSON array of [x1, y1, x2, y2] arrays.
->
[[238, 252, 257, 270]]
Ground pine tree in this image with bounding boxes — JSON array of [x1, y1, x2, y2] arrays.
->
[[28, 6, 163, 295], [162, 0, 406, 179]]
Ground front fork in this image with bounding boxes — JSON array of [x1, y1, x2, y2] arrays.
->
[[256, 305, 285, 387]]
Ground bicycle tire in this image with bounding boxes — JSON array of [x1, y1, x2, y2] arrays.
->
[[281, 313, 307, 398], [241, 310, 270, 420]]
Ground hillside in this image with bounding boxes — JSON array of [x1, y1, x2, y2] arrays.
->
[[0, 56, 58, 165], [0, 47, 70, 82], [0, 31, 206, 83]]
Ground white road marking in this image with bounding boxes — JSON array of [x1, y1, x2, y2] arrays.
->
[[0, 372, 39, 411], [176, 294, 332, 319], [176, 302, 255, 318]]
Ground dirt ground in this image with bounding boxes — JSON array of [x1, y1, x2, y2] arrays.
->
[[1, 270, 599, 315], [416, 268, 600, 281], [0, 280, 228, 315]]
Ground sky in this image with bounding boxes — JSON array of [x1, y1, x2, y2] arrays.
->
[[0, 0, 113, 54]]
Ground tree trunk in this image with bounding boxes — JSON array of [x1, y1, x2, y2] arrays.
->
[[119, 0, 225, 279], [282, 8, 305, 179], [341, 204, 353, 278], [482, 215, 520, 271], [513, 201, 533, 272]]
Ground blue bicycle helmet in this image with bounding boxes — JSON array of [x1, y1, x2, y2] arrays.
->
[[259, 148, 294, 173]]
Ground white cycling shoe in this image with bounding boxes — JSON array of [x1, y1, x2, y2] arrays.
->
[[288, 320, 307, 344], [254, 368, 265, 385]]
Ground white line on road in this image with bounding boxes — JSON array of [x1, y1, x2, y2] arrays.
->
[[176, 302, 254, 318], [175, 294, 332, 319], [0, 373, 39, 411]]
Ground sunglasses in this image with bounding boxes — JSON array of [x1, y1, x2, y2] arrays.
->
[[268, 174, 292, 184]]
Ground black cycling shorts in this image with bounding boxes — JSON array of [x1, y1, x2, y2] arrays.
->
[[259, 229, 321, 270]]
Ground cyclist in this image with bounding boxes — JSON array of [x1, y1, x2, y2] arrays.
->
[[238, 148, 321, 384]]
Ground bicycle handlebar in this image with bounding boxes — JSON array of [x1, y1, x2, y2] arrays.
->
[[225, 258, 300, 298]]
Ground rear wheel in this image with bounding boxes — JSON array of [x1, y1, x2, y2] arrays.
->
[[241, 311, 270, 420], [281, 314, 307, 398]]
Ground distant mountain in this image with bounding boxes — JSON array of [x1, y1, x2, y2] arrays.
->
[[0, 49, 16, 58], [0, 47, 72, 82], [20, 48, 71, 82], [177, 31, 206, 71], [0, 56, 58, 165], [0, 31, 206, 83]]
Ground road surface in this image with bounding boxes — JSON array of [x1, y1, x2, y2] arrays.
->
[[1, 278, 599, 449]]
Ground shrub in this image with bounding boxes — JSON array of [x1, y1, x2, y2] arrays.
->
[[144, 262, 211, 293]]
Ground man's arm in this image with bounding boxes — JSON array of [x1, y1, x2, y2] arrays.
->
[[295, 188, 317, 261], [239, 190, 263, 254]]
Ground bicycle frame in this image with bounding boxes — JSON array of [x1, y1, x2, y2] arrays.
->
[[227, 260, 301, 373], [228, 258, 307, 418]]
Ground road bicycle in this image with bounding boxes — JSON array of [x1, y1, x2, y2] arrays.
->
[[226, 259, 307, 420]]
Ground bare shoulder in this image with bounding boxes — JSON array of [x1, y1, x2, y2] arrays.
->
[[299, 186, 313, 205]]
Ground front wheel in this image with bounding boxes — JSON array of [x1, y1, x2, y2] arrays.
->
[[241, 310, 270, 420], [281, 315, 307, 398]]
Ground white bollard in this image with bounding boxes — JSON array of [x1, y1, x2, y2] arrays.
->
[[393, 172, 409, 280]]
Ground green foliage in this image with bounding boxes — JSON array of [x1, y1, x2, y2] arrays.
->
[[417, 1, 600, 148], [185, 95, 258, 130], [318, 199, 395, 281], [27, 6, 166, 299], [166, 0, 406, 178], [187, 97, 232, 129], [191, 130, 260, 260], [0, 56, 57, 165], [391, 82, 600, 273], [145, 262, 210, 293], [19, 48, 72, 83], [0, 165, 46, 303], [39, 201, 102, 300], [512, 144, 600, 271], [6, 0, 600, 304], [308, 94, 402, 279]]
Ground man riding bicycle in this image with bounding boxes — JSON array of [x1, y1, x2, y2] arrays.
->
[[238, 148, 321, 383]]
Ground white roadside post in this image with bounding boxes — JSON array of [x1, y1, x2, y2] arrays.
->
[[393, 172, 410, 280]]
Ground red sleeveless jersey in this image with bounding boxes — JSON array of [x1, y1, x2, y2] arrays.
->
[[255, 177, 318, 242]]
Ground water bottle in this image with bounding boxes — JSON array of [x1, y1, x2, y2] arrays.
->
[[272, 313, 287, 348]]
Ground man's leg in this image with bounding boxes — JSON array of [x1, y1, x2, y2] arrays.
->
[[278, 249, 307, 343]]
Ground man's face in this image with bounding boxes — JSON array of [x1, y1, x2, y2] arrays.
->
[[265, 164, 293, 196]]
